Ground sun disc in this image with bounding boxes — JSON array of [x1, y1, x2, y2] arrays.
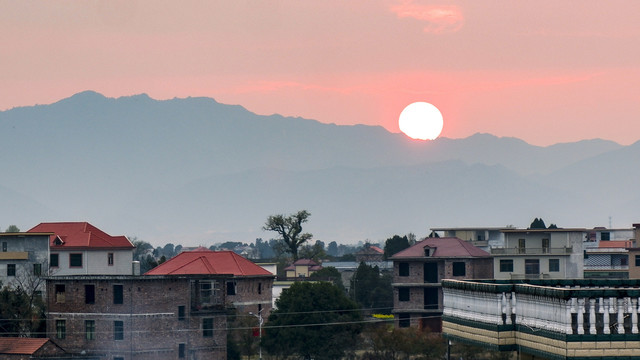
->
[[399, 102, 443, 140]]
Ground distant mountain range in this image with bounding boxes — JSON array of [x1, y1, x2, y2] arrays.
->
[[1, 91, 638, 246]]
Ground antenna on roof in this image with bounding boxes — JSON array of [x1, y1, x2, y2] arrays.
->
[[609, 216, 612, 229]]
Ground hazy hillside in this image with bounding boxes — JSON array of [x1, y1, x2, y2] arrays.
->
[[0, 91, 636, 244]]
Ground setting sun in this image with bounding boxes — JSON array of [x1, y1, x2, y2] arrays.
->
[[398, 102, 444, 140]]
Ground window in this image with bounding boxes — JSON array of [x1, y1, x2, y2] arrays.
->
[[601, 232, 610, 241], [452, 262, 466, 276], [399, 262, 409, 277], [7, 264, 16, 277], [424, 288, 438, 309], [200, 281, 212, 304], [56, 319, 66, 339], [33, 263, 42, 276], [525, 259, 540, 275], [258, 282, 262, 294], [85, 320, 95, 340], [636, 255, 640, 267], [203, 318, 214, 337], [178, 306, 185, 321], [114, 357, 124, 360], [500, 260, 513, 272], [549, 259, 560, 272], [398, 314, 410, 328], [226, 281, 236, 296], [179, 343, 186, 358], [399, 288, 410, 302], [113, 285, 123, 304], [85, 285, 95, 304], [542, 238, 550, 254], [2, 242, 6, 252], [55, 284, 66, 303], [518, 239, 526, 254], [108, 253, 114, 266], [114, 321, 124, 340], [69, 253, 83, 267], [50, 253, 59, 267]]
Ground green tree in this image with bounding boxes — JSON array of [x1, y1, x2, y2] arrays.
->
[[298, 240, 327, 261], [262, 210, 312, 260], [350, 262, 393, 314], [310, 266, 345, 292], [383, 235, 410, 259], [0, 284, 46, 336], [529, 218, 547, 229], [4, 225, 20, 233], [262, 282, 362, 360]]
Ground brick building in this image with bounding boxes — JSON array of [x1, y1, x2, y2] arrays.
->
[[145, 248, 275, 316], [46, 275, 228, 360], [391, 237, 493, 331]]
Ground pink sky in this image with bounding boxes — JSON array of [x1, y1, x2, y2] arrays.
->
[[2, 1, 639, 146]]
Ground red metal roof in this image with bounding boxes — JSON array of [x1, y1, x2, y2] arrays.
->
[[391, 237, 490, 258], [28, 222, 134, 250], [144, 249, 272, 276], [0, 337, 51, 355]]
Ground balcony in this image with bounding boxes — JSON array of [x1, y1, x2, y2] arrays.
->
[[0, 251, 29, 260], [583, 264, 629, 271], [490, 247, 572, 255]]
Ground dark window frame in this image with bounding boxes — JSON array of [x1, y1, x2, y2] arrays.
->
[[499, 259, 514, 272], [69, 253, 83, 267], [33, 263, 42, 276], [85, 320, 95, 340], [399, 262, 410, 277], [114, 320, 124, 340], [7, 264, 16, 277], [178, 305, 185, 321], [452, 262, 466, 276], [398, 287, 410, 302], [56, 319, 66, 339], [179, 343, 186, 358], [549, 259, 560, 272], [203, 318, 214, 337], [398, 314, 410, 328], [50, 253, 59, 267], [108, 252, 114, 266], [85, 284, 96, 304], [113, 284, 124, 304]]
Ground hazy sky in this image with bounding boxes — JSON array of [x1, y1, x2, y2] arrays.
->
[[2, 1, 639, 146]]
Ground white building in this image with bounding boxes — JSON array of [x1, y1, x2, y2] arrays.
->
[[27, 222, 135, 276]]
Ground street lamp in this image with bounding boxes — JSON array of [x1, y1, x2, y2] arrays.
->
[[249, 309, 264, 360]]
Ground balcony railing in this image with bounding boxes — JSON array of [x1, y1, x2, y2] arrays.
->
[[490, 247, 572, 255], [583, 264, 629, 271]]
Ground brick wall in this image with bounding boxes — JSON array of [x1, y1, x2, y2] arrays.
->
[[46, 276, 227, 360]]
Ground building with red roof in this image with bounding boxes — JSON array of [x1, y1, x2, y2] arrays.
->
[[283, 258, 323, 278], [28, 222, 135, 276], [390, 237, 493, 331], [355, 244, 384, 262], [0, 337, 68, 359], [145, 248, 274, 316]]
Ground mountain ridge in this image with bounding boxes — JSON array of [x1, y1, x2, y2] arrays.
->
[[0, 91, 636, 245]]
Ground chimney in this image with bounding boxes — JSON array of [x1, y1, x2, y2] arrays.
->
[[132, 261, 141, 275]]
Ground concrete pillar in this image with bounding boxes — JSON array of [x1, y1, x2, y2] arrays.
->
[[603, 298, 610, 334], [631, 298, 639, 334], [589, 298, 597, 335], [617, 298, 625, 334], [577, 298, 585, 335]]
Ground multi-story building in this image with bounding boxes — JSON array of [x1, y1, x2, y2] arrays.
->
[[430, 227, 508, 252], [283, 259, 323, 279], [390, 237, 493, 331], [583, 227, 636, 279], [0, 232, 50, 292], [491, 228, 585, 280], [443, 278, 640, 359], [45, 275, 228, 360], [145, 248, 274, 316], [28, 222, 135, 276]]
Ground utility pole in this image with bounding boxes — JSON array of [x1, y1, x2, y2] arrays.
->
[[249, 309, 264, 360]]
